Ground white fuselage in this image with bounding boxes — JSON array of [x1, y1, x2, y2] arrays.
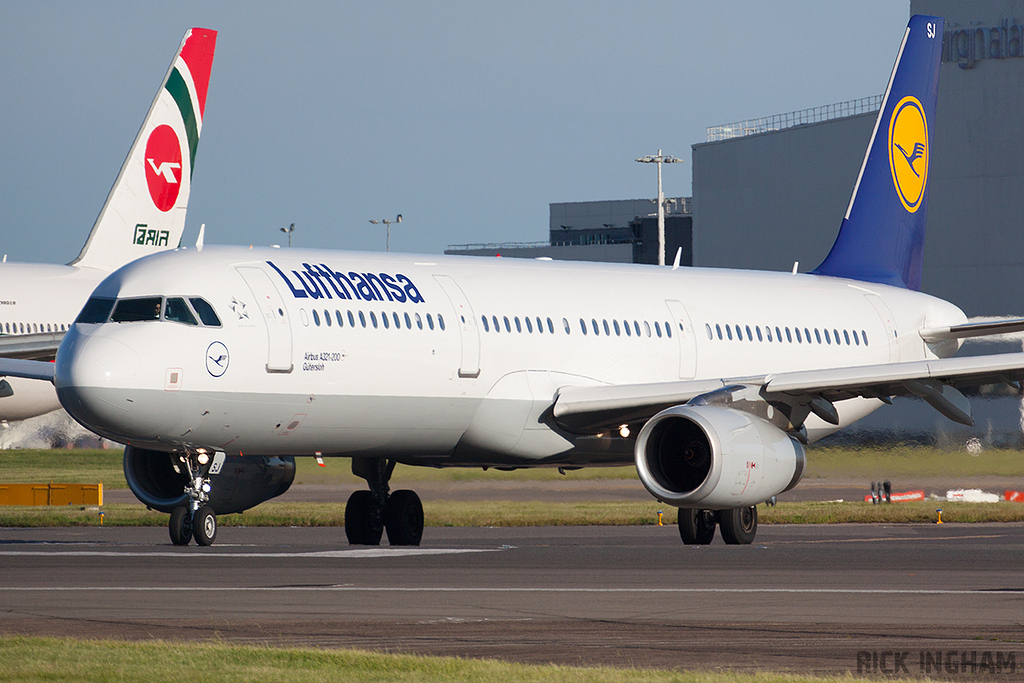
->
[[55, 246, 968, 466], [0, 263, 108, 419]]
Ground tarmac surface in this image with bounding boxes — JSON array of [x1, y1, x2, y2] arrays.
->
[[1, 523, 1022, 678]]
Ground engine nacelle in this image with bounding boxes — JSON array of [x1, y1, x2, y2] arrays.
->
[[634, 405, 805, 508], [124, 446, 295, 515]]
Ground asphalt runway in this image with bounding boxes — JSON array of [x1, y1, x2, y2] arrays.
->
[[1, 523, 1022, 677]]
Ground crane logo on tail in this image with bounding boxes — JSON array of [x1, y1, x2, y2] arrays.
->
[[144, 124, 184, 212], [888, 96, 929, 213]]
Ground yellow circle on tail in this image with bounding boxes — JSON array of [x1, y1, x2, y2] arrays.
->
[[888, 96, 929, 213]]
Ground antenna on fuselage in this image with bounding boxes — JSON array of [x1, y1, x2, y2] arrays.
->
[[196, 224, 206, 252], [672, 247, 682, 270]]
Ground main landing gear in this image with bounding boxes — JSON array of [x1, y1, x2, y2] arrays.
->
[[345, 457, 423, 546], [678, 506, 757, 545], [168, 450, 218, 547]]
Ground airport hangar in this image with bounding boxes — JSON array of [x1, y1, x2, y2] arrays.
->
[[447, 0, 1024, 444]]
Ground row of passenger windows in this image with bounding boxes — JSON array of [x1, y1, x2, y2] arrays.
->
[[706, 322, 869, 347], [481, 315, 678, 339], [76, 296, 222, 327], [0, 322, 67, 335], [305, 308, 446, 332]]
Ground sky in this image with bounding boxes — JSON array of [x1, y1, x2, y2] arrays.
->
[[0, 1, 909, 264]]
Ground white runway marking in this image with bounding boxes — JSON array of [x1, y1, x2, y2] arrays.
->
[[0, 586, 1019, 595], [0, 548, 496, 559]]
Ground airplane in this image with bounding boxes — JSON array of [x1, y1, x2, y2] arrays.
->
[[0, 27, 217, 421], [13, 14, 1024, 548]]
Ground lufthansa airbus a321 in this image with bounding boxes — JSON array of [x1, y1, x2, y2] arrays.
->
[[9, 15, 1024, 548]]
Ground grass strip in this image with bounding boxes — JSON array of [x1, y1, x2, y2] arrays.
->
[[1, 444, 1022, 489], [0, 636, 910, 683], [1, 500, 1022, 528]]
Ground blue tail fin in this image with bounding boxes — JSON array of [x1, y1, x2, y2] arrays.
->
[[811, 15, 943, 290]]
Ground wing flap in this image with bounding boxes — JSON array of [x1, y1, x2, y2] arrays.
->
[[0, 357, 56, 382], [0, 332, 64, 361]]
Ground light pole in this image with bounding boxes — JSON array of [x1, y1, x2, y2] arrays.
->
[[636, 150, 682, 266], [369, 214, 402, 252], [279, 222, 295, 247]]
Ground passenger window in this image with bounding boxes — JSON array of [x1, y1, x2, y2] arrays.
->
[[755, 326, 762, 342], [164, 298, 197, 325], [438, 314, 445, 331], [862, 330, 869, 346], [546, 318, 554, 334], [381, 312, 388, 329], [492, 315, 499, 332], [824, 329, 830, 345], [805, 328, 812, 344], [644, 321, 651, 337], [428, 314, 435, 330], [765, 326, 772, 342], [715, 323, 722, 340], [75, 297, 116, 324], [503, 316, 510, 332], [313, 310, 321, 327], [416, 313, 423, 330], [795, 328, 802, 343], [515, 317, 522, 333], [603, 320, 610, 336], [482, 316, 490, 332], [111, 297, 162, 323], [563, 318, 570, 334], [359, 311, 367, 328], [705, 323, 713, 340], [613, 320, 620, 336], [525, 317, 533, 333], [745, 325, 753, 341], [325, 310, 332, 327], [592, 319, 599, 335], [337, 310, 345, 327], [785, 327, 792, 343], [394, 312, 401, 329], [349, 311, 356, 327], [664, 323, 672, 339], [580, 318, 587, 335], [726, 325, 733, 340], [815, 328, 822, 344], [844, 330, 851, 345], [655, 322, 662, 338], [634, 321, 641, 336], [404, 312, 412, 329]]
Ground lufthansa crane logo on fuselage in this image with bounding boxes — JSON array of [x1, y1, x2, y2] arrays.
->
[[888, 95, 928, 213], [206, 341, 229, 377]]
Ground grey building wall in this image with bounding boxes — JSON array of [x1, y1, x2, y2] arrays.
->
[[446, 243, 633, 262], [691, 112, 875, 275]]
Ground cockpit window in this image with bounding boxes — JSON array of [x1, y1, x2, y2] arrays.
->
[[111, 297, 162, 323], [189, 298, 222, 327], [75, 297, 116, 324], [164, 298, 198, 325]]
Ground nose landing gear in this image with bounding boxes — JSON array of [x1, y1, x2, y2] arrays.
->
[[345, 457, 424, 546], [168, 450, 219, 547]]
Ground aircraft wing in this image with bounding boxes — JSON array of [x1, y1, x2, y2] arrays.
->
[[0, 331, 64, 361], [552, 352, 1024, 434], [0, 357, 55, 382]]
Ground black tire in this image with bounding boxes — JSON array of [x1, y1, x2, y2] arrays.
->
[[384, 490, 424, 546], [678, 508, 716, 545], [193, 505, 217, 546], [345, 490, 383, 545], [169, 506, 192, 546], [717, 506, 757, 545]]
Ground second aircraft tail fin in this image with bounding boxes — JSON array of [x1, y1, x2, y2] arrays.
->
[[70, 27, 217, 271], [811, 15, 943, 291]]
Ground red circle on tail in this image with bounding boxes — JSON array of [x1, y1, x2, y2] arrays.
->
[[144, 125, 183, 212]]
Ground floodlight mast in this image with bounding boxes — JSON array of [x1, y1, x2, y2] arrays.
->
[[369, 214, 403, 252], [635, 150, 682, 266]]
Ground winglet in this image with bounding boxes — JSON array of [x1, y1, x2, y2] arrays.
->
[[70, 28, 218, 271], [811, 15, 943, 291]]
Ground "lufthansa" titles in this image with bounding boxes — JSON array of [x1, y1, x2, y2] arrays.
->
[[267, 261, 425, 304]]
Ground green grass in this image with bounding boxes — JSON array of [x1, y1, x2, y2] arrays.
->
[[0, 637, 929, 683], [1, 500, 1021, 529], [1, 444, 1021, 490]]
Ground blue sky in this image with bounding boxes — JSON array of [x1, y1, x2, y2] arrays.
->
[[0, 1, 908, 263]]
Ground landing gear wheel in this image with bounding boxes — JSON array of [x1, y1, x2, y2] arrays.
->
[[345, 490, 383, 545], [678, 508, 716, 545], [384, 490, 424, 546], [169, 506, 192, 546], [717, 506, 757, 545], [193, 505, 217, 546]]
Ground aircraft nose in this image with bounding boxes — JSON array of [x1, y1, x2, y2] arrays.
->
[[55, 328, 142, 438]]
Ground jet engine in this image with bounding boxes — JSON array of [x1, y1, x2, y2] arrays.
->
[[123, 446, 295, 515], [634, 405, 805, 508]]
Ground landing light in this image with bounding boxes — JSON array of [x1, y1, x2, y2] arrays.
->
[[619, 424, 631, 438], [197, 453, 210, 465]]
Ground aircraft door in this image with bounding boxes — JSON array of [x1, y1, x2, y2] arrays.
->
[[665, 300, 698, 379], [433, 274, 481, 378], [237, 266, 294, 373], [864, 294, 901, 362]]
